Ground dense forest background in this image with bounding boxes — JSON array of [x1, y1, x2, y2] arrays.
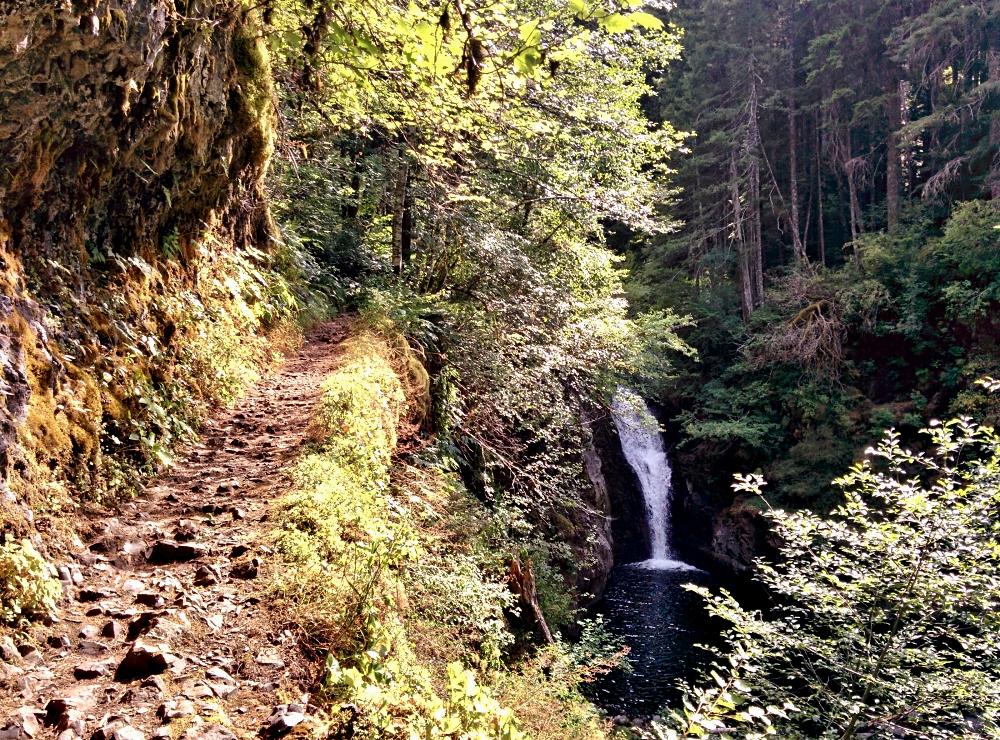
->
[[630, 0, 1000, 512]]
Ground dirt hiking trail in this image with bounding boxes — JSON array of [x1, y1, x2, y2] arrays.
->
[[1, 320, 351, 740]]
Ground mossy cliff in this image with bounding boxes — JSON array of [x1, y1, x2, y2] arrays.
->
[[0, 0, 275, 259], [0, 1, 290, 554]]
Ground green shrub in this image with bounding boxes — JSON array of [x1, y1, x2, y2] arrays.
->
[[908, 201, 1000, 325], [665, 415, 1000, 739], [322, 653, 525, 739], [405, 556, 515, 669], [0, 539, 61, 625], [427, 662, 524, 739], [271, 334, 412, 655]]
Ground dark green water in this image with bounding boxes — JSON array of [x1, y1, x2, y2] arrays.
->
[[584, 560, 721, 717]]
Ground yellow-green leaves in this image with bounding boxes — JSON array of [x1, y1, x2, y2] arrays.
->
[[0, 539, 61, 625], [625, 10, 664, 29], [514, 18, 544, 75], [597, 10, 664, 33], [268, 0, 671, 136]]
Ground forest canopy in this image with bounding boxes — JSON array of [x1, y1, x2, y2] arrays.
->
[[628, 0, 1000, 510]]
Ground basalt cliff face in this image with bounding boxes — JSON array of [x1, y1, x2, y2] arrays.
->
[[0, 0, 280, 551], [589, 415, 650, 566]]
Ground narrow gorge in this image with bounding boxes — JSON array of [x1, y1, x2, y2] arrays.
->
[[587, 391, 718, 719]]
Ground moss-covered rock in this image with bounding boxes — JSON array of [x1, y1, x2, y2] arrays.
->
[[0, 0, 276, 266]]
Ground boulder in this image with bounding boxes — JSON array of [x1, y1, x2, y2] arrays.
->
[[146, 541, 203, 565], [72, 661, 113, 680], [115, 640, 176, 682]]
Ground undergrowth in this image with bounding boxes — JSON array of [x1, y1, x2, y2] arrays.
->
[[268, 329, 612, 739], [0, 539, 61, 626]]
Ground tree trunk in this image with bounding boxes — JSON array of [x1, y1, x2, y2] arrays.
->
[[989, 50, 1000, 200], [401, 176, 413, 269], [844, 124, 865, 249], [816, 114, 826, 266], [899, 80, 914, 199], [751, 162, 764, 305], [390, 155, 409, 276], [731, 154, 754, 322], [886, 84, 902, 231], [835, 170, 851, 248], [848, 167, 863, 266], [788, 96, 808, 264], [508, 557, 554, 645], [849, 174, 864, 239], [343, 145, 362, 223], [694, 161, 706, 296], [747, 71, 764, 307]]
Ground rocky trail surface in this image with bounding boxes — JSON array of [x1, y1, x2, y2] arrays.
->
[[1, 321, 350, 740]]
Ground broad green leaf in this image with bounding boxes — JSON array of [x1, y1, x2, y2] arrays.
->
[[627, 11, 663, 30]]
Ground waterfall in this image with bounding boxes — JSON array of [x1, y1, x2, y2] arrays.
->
[[612, 388, 697, 571]]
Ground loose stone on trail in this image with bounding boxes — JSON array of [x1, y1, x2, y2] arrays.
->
[[146, 541, 204, 565], [216, 480, 240, 494], [115, 641, 176, 682]]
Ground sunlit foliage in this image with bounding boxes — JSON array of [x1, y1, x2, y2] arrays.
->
[[661, 415, 1000, 738]]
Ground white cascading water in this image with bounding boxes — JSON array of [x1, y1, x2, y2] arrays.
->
[[612, 388, 699, 571]]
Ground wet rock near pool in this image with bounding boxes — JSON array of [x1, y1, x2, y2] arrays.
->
[[709, 497, 779, 574]]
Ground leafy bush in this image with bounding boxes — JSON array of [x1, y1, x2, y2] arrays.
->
[[663, 414, 1000, 738], [491, 642, 615, 740], [405, 556, 515, 670], [0, 539, 61, 625], [914, 201, 1000, 323], [322, 653, 525, 740], [427, 662, 524, 740]]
